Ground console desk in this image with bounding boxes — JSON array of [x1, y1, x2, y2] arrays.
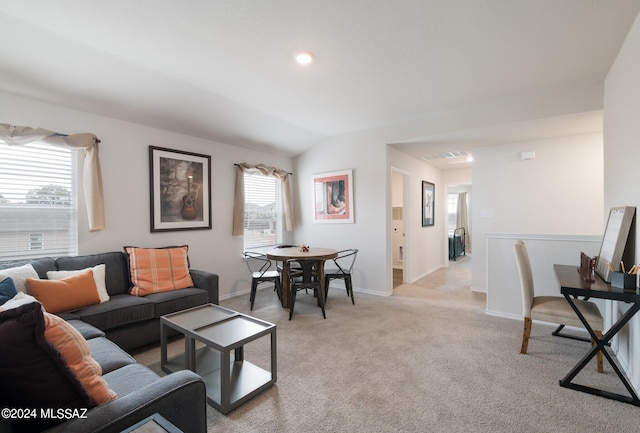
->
[[554, 264, 640, 406]]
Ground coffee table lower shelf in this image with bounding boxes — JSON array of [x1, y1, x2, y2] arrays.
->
[[162, 346, 275, 414]]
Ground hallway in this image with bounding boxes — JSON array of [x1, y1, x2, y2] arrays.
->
[[392, 255, 485, 312]]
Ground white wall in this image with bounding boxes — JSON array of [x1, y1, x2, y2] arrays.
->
[[604, 11, 640, 391], [293, 129, 388, 295], [0, 91, 293, 300], [471, 134, 605, 293], [443, 168, 472, 186], [486, 234, 602, 318]]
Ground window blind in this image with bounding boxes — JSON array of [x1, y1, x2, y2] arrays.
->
[[243, 172, 282, 249], [0, 142, 77, 260]]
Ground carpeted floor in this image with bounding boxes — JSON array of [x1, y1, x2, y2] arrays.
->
[[133, 257, 640, 432]]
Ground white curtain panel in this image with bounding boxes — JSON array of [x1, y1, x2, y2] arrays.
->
[[456, 192, 470, 252]]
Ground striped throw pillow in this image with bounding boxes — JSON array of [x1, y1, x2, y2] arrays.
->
[[43, 311, 117, 405], [125, 246, 194, 296]]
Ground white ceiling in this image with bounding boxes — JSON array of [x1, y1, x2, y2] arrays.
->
[[0, 1, 638, 166]]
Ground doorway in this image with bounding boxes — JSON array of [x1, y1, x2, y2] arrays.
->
[[446, 184, 472, 263], [392, 169, 410, 288]]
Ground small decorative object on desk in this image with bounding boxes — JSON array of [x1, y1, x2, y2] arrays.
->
[[579, 252, 596, 282], [298, 244, 310, 252], [610, 261, 638, 289]]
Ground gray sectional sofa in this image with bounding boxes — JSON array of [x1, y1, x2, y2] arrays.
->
[[46, 320, 207, 433], [0, 251, 219, 352], [0, 250, 219, 432]]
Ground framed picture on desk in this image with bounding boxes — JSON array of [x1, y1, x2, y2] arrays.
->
[[595, 206, 635, 282]]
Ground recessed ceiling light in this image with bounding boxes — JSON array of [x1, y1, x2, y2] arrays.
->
[[295, 51, 315, 65]]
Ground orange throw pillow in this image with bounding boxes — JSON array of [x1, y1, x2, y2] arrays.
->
[[43, 311, 117, 405], [125, 246, 194, 296], [26, 270, 100, 314]]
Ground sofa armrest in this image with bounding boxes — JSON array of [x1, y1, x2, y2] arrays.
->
[[190, 269, 219, 304], [44, 370, 207, 433]]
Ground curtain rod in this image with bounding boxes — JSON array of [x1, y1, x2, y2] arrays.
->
[[234, 163, 293, 175], [54, 132, 101, 144]]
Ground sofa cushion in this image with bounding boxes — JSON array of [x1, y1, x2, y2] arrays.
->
[[56, 252, 131, 296], [102, 363, 161, 398], [26, 270, 101, 314], [73, 294, 155, 331], [0, 263, 39, 293], [48, 263, 110, 303], [146, 287, 210, 317], [68, 319, 105, 340], [58, 311, 81, 321], [0, 277, 17, 305], [87, 337, 136, 374], [125, 246, 194, 296]]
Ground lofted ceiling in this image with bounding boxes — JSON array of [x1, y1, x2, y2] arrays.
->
[[0, 1, 638, 168]]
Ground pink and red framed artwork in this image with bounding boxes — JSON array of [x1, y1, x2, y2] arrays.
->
[[312, 169, 354, 223]]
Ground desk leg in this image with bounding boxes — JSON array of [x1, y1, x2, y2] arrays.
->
[[561, 295, 640, 405]]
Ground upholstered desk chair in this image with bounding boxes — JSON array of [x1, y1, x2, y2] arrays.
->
[[514, 240, 604, 373], [287, 258, 326, 320], [324, 249, 358, 305], [243, 251, 282, 311]]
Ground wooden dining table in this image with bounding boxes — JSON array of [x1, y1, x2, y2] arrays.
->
[[266, 247, 338, 308]]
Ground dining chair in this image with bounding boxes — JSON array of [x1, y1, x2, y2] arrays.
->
[[514, 240, 603, 373], [243, 251, 282, 311], [324, 249, 358, 305], [287, 258, 326, 320]]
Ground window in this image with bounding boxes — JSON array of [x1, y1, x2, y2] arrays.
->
[[0, 142, 77, 260], [447, 193, 459, 234], [243, 172, 283, 250]]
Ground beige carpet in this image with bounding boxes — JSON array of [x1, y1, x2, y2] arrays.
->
[[133, 257, 640, 432]]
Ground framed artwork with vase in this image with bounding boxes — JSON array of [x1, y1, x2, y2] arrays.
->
[[149, 146, 212, 232]]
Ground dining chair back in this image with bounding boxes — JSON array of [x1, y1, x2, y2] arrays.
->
[[243, 251, 282, 311], [324, 249, 358, 305], [287, 258, 326, 320], [274, 244, 300, 273], [514, 240, 604, 372]]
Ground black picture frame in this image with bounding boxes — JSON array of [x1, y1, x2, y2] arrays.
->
[[422, 181, 435, 227], [149, 146, 212, 232]]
